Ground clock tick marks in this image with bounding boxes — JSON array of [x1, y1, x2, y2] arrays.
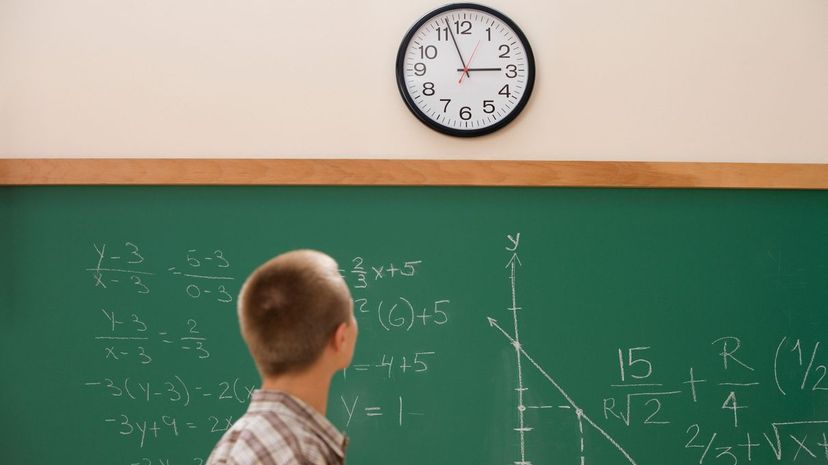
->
[[396, 5, 534, 136]]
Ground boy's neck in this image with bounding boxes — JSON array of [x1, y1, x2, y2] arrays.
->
[[261, 366, 333, 415]]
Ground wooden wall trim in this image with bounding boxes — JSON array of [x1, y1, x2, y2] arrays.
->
[[1, 159, 827, 188]]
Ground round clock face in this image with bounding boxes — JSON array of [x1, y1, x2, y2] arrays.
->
[[396, 3, 535, 137]]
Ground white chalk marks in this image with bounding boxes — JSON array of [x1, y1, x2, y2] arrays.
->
[[504, 233, 530, 465], [489, 233, 638, 465]]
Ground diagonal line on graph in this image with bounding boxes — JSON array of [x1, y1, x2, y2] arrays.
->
[[488, 317, 639, 465]]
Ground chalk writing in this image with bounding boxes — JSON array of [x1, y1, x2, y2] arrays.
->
[[353, 297, 450, 329], [84, 376, 256, 406], [344, 351, 436, 379], [95, 310, 211, 363], [87, 243, 237, 302], [486, 233, 828, 465], [125, 459, 204, 465], [339, 394, 424, 427], [83, 244, 452, 463], [103, 413, 233, 447], [342, 257, 423, 289], [602, 337, 828, 462]]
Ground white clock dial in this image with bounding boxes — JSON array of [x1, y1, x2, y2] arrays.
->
[[396, 4, 535, 137]]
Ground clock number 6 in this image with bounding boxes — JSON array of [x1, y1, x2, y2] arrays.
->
[[459, 107, 472, 121]]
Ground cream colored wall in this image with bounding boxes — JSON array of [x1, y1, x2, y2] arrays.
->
[[1, 0, 826, 161]]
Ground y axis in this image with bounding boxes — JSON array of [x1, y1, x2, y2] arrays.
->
[[506, 233, 530, 465]]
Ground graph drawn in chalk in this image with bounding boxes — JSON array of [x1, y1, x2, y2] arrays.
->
[[490, 233, 639, 465]]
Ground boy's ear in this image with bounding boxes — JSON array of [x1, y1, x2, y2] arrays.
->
[[331, 321, 349, 352]]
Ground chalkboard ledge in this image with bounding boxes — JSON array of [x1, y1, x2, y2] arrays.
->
[[1, 159, 827, 189]]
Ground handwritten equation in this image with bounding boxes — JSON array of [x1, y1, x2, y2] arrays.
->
[[490, 232, 828, 465], [344, 351, 436, 379], [340, 395, 425, 427], [87, 242, 236, 303], [84, 241, 248, 457], [600, 337, 828, 463], [83, 244, 449, 462], [336, 256, 447, 431], [95, 309, 211, 363], [84, 376, 255, 406], [354, 297, 450, 332], [103, 413, 236, 448], [125, 459, 205, 465], [342, 257, 422, 289]]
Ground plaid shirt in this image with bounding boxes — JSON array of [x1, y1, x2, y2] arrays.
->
[[206, 390, 347, 465]]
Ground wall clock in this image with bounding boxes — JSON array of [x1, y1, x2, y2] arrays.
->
[[396, 3, 536, 137]]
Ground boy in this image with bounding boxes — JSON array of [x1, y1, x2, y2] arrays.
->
[[206, 250, 357, 465]]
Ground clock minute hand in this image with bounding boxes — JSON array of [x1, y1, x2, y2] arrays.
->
[[445, 18, 469, 78]]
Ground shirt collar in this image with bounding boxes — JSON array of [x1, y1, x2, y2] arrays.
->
[[247, 389, 347, 458]]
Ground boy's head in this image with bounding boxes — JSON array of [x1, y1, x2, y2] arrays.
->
[[238, 250, 356, 377]]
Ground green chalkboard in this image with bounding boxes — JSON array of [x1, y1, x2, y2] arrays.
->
[[2, 186, 828, 465]]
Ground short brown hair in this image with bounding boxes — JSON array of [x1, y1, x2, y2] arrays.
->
[[238, 250, 352, 376]]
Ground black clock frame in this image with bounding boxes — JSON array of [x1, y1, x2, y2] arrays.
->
[[395, 3, 536, 137]]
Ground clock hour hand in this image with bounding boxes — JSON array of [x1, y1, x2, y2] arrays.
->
[[445, 18, 470, 78], [455, 67, 502, 72]]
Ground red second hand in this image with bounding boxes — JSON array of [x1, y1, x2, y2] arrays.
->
[[459, 40, 481, 84]]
